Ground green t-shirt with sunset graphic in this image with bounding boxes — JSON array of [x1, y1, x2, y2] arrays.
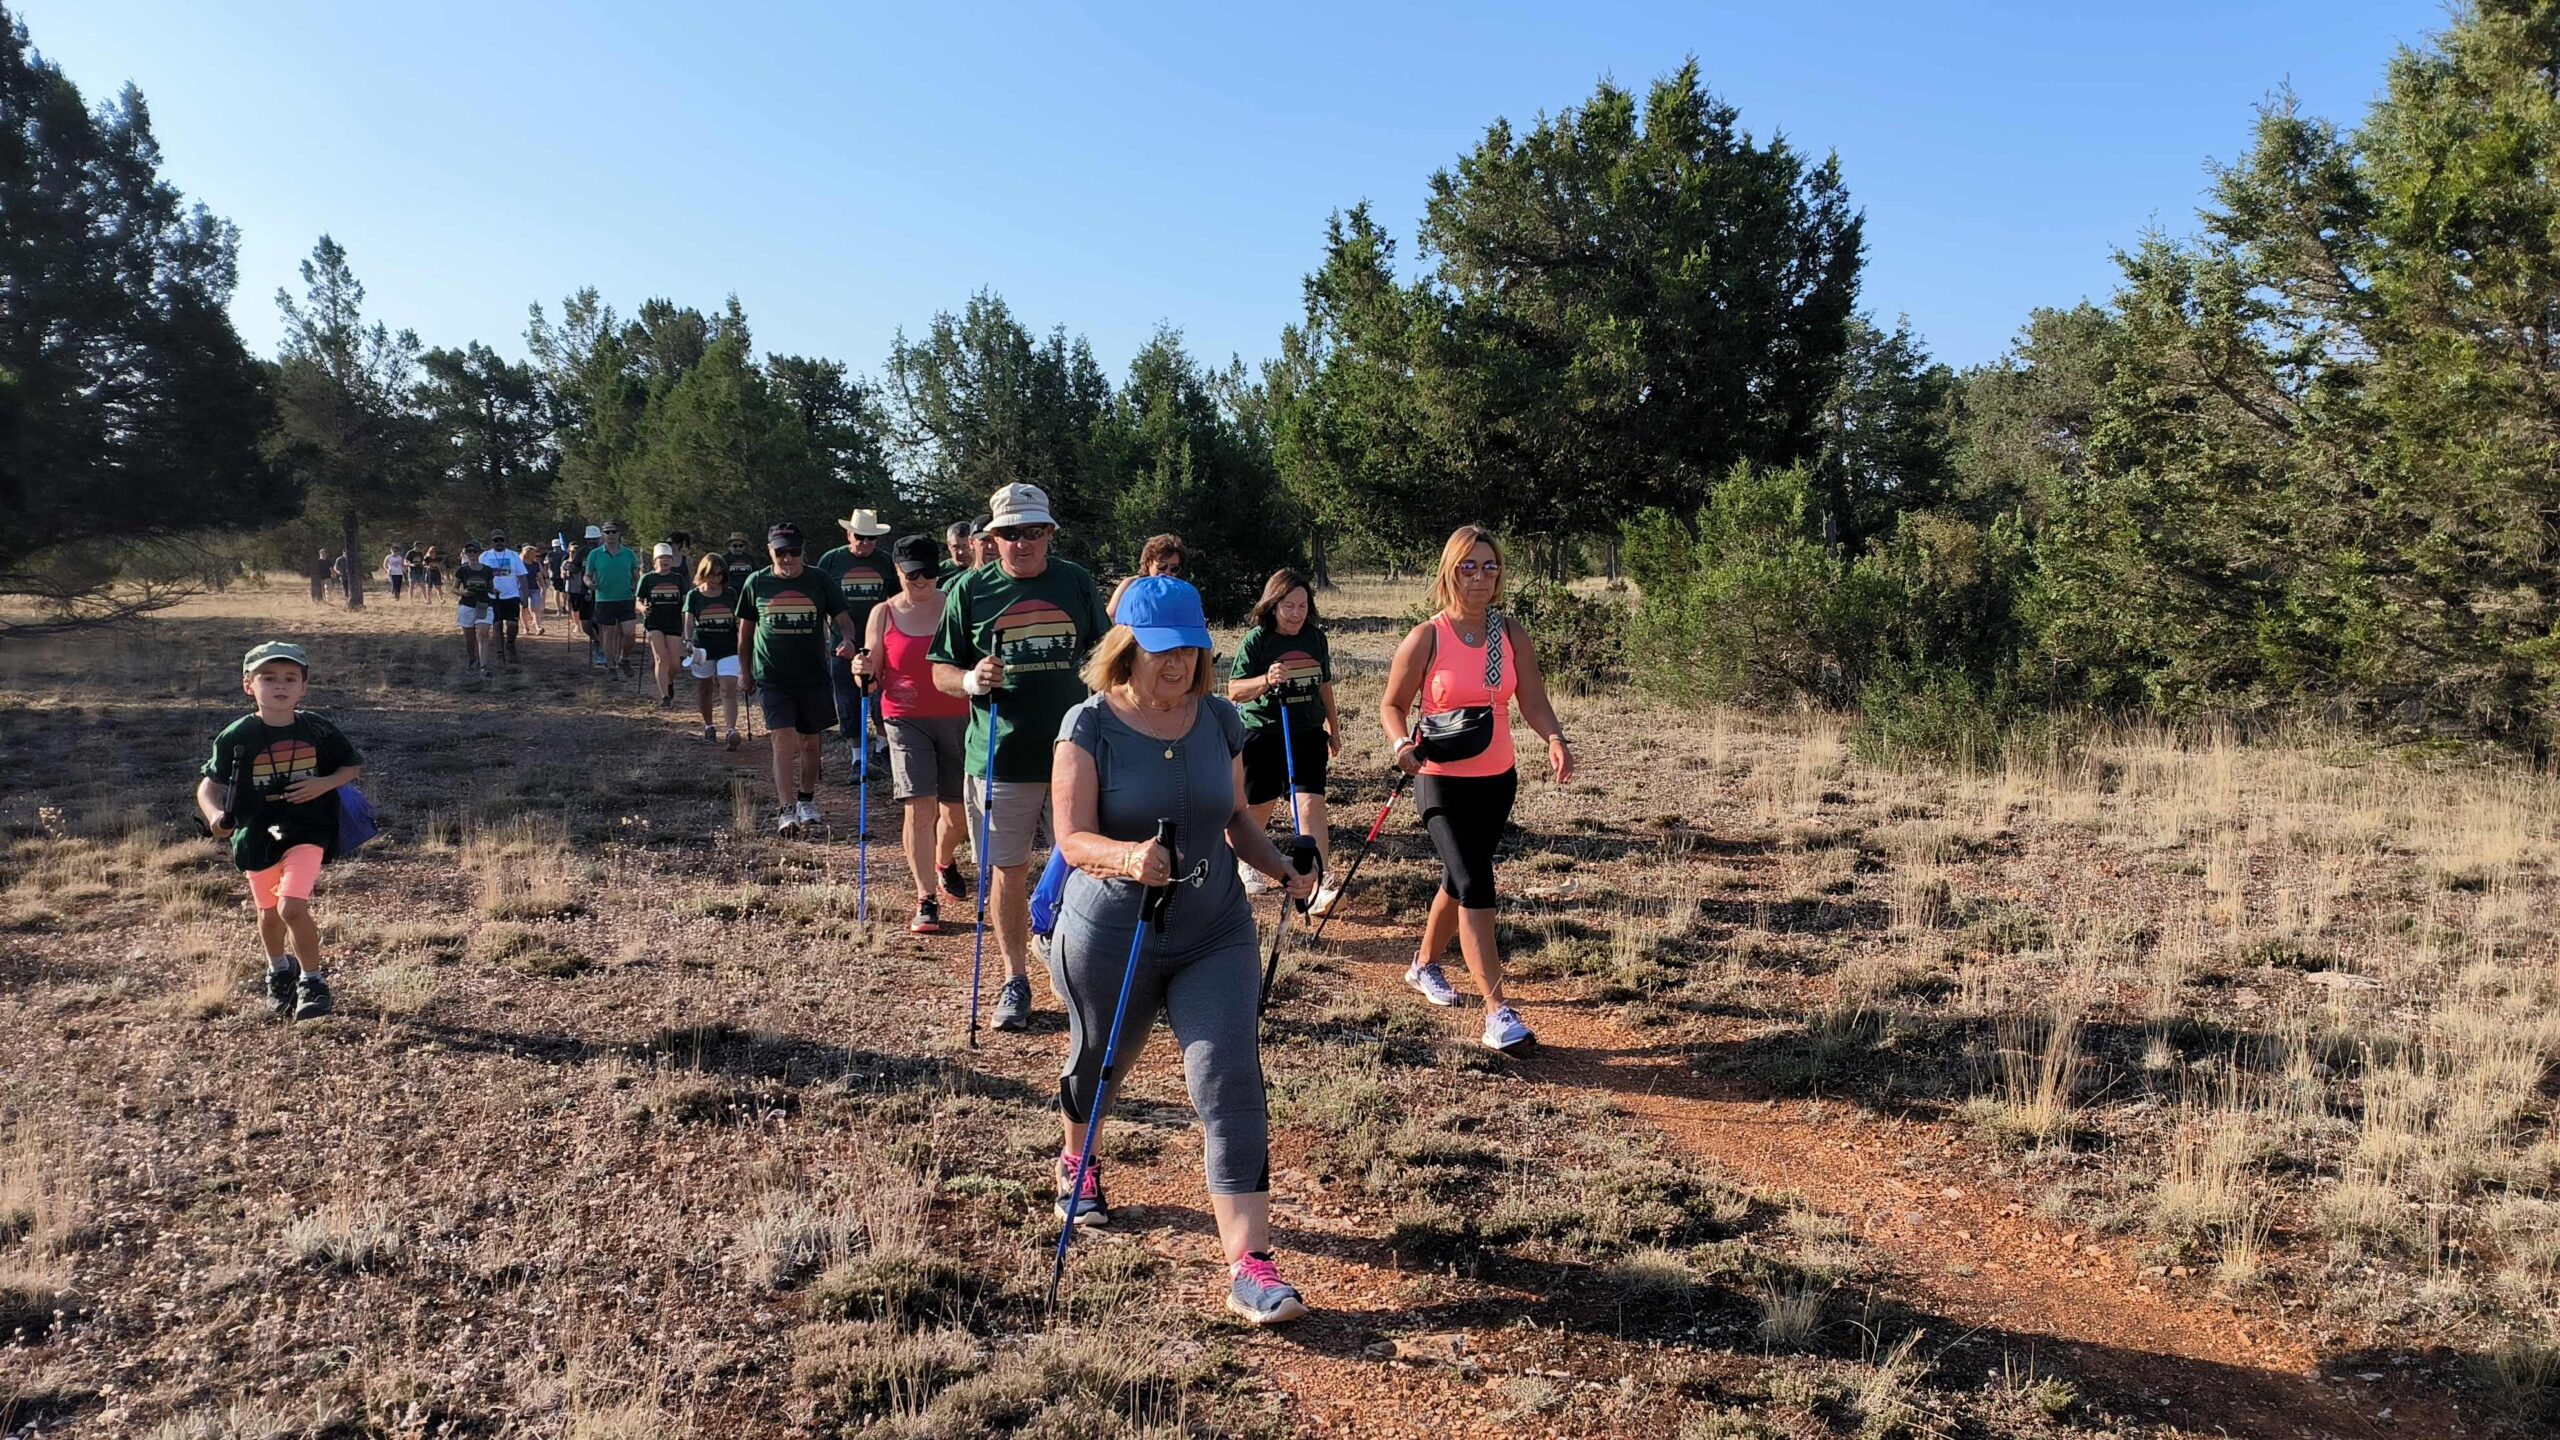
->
[[200, 712, 362, 871], [931, 558, 1107, 783], [737, 566, 849, 690], [1231, 623, 1333, 733], [684, 585, 739, 660]]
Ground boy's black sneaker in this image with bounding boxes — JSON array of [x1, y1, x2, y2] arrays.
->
[[265, 962, 299, 1017], [938, 863, 968, 900], [293, 973, 334, 1022], [910, 898, 943, 935]]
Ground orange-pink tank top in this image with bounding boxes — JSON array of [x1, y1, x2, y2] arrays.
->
[[881, 614, 967, 720], [1420, 611, 1517, 778]]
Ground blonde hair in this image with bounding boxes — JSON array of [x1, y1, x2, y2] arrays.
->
[[1080, 626, 1213, 699], [694, 553, 725, 587], [1430, 524, 1505, 614]]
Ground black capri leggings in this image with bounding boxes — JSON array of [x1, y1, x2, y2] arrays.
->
[[1416, 767, 1518, 910]]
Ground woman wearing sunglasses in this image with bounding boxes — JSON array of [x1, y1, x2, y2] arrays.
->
[[1105, 532, 1185, 620], [1378, 524, 1574, 1052]]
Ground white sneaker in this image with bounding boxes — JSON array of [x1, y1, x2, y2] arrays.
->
[[1483, 1005, 1535, 1052], [1405, 960, 1461, 1007], [1309, 880, 1343, 917], [774, 809, 801, 835], [794, 799, 823, 827], [1239, 861, 1274, 895]]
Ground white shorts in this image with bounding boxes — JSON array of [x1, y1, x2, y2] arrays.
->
[[688, 651, 742, 680], [456, 605, 493, 629]]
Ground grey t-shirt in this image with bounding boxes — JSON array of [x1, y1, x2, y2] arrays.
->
[[1053, 692, 1251, 950]]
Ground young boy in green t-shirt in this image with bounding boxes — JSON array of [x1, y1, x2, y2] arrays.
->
[[195, 641, 364, 1021]]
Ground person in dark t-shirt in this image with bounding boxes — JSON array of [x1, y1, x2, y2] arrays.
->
[[739, 523, 856, 832], [453, 539, 497, 678]]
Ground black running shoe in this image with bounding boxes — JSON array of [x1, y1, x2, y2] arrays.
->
[[910, 898, 943, 935], [938, 863, 967, 901], [293, 973, 334, 1022], [265, 962, 299, 1017], [993, 975, 1033, 1031]]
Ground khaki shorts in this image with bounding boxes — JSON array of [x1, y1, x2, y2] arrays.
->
[[886, 714, 967, 803], [964, 778, 1052, 869]]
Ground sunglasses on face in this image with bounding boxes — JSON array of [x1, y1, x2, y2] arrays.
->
[[770, 546, 802, 558], [899, 566, 935, 581], [991, 526, 1051, 543], [1456, 560, 1502, 578]]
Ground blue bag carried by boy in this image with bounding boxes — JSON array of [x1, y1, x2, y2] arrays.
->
[[330, 785, 380, 861], [1030, 847, 1070, 938]]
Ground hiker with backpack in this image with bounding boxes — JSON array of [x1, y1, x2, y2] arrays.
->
[[194, 641, 365, 1022], [1378, 525, 1575, 1053], [1044, 576, 1317, 1325]]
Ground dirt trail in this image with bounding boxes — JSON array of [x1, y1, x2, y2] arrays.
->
[[1300, 902, 2474, 1440]]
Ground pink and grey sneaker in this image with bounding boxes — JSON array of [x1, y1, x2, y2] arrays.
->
[[1226, 1251, 1309, 1326], [1053, 1152, 1109, 1227]]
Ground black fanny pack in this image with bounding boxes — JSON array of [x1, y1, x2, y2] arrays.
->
[[1413, 706, 1496, 765]]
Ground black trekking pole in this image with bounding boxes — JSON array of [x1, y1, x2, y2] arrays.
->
[[1258, 706, 1318, 1013], [1047, 818, 1176, 1310], [1307, 768, 1412, 943]]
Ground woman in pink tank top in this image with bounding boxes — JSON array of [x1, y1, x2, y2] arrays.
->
[[856, 536, 974, 934], [1378, 525, 1575, 1053]]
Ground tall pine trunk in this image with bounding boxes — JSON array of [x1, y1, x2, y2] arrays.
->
[[342, 510, 365, 609]]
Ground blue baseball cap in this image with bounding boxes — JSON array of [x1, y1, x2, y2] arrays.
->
[[1119, 576, 1213, 652]]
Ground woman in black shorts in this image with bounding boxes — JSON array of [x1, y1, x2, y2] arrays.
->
[[637, 543, 691, 705], [1226, 569, 1339, 906], [1378, 526, 1574, 1053]]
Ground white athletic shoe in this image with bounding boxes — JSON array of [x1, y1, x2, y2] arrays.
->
[[1309, 880, 1343, 917], [794, 799, 823, 827], [1483, 1005, 1535, 1052], [1239, 861, 1274, 895], [1405, 960, 1461, 1007], [774, 809, 801, 835]]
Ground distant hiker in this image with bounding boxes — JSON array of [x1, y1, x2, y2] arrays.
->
[[565, 527, 599, 665], [1105, 532, 1186, 619], [941, 519, 977, 586], [1047, 576, 1315, 1324], [724, 532, 759, 596], [818, 508, 898, 775], [517, 544, 549, 636], [481, 531, 528, 663], [854, 534, 972, 934], [417, 547, 443, 599], [403, 544, 424, 600], [739, 523, 856, 833], [684, 552, 743, 748], [940, 515, 998, 593], [195, 640, 363, 1023], [932, 483, 1108, 1031], [453, 539, 498, 678], [1379, 525, 1574, 1052], [584, 522, 643, 677], [331, 550, 351, 601], [383, 546, 407, 601], [309, 550, 331, 606], [639, 543, 691, 706], [1229, 568, 1341, 908]]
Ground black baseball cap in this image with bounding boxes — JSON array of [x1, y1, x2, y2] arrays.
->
[[892, 534, 939, 574], [767, 523, 803, 549]]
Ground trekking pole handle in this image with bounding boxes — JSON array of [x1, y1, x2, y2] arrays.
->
[[1141, 818, 1177, 924]]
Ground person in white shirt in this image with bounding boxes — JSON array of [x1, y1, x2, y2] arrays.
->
[[479, 530, 529, 664], [383, 547, 407, 602]]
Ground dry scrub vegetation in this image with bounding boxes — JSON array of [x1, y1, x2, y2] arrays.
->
[[0, 579, 2551, 1436]]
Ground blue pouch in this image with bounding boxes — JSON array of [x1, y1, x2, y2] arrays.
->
[[1030, 847, 1070, 937], [331, 785, 381, 861]]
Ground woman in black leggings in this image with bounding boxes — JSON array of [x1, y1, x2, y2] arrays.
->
[[1379, 525, 1574, 1052]]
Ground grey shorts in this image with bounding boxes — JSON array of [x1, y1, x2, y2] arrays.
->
[[964, 778, 1052, 869], [885, 714, 967, 803]]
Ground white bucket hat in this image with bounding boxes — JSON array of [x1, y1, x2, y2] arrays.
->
[[986, 483, 1054, 530]]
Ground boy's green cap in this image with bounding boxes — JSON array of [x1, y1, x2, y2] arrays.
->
[[242, 640, 310, 675]]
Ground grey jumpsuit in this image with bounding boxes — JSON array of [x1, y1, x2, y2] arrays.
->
[[1049, 693, 1269, 1195]]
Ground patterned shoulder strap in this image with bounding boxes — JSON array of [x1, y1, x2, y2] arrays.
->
[[1483, 610, 1506, 688]]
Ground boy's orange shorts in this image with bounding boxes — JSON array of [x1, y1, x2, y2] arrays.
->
[[246, 845, 324, 911]]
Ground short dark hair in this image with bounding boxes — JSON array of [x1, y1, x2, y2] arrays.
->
[[1246, 568, 1318, 632]]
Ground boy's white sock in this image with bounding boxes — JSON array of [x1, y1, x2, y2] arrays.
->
[[268, 954, 294, 972]]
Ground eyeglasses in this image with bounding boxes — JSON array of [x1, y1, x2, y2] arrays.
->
[[898, 566, 935, 581], [770, 546, 802, 558], [1456, 560, 1502, 578], [990, 526, 1051, 543]]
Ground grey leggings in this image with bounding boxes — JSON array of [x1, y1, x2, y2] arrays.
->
[[1047, 890, 1270, 1196]]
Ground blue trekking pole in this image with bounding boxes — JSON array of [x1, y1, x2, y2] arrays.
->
[[966, 700, 998, 1048], [855, 656, 870, 927], [1258, 707, 1317, 1012], [1048, 818, 1176, 1309]]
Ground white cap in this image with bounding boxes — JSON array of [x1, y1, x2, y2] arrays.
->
[[584, 524, 604, 540], [652, 542, 676, 559], [987, 482, 1054, 529]]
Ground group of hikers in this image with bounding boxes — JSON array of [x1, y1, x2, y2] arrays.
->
[[211, 484, 1578, 1327]]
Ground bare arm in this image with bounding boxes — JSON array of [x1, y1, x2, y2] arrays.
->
[[280, 764, 359, 805], [1505, 619, 1574, 785], [1054, 737, 1171, 884], [739, 617, 757, 686], [195, 777, 230, 833], [1378, 623, 1433, 774]]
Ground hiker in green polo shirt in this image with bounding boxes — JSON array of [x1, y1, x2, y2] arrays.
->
[[931, 483, 1108, 1031], [583, 522, 643, 678], [739, 523, 857, 834], [818, 507, 898, 775]]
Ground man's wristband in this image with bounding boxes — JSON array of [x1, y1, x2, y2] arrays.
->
[[962, 671, 991, 697]]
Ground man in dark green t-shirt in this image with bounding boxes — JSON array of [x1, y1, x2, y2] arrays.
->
[[930, 483, 1107, 1030], [818, 508, 898, 768], [738, 522, 856, 834]]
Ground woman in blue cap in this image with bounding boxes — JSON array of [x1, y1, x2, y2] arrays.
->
[[1045, 576, 1318, 1325]]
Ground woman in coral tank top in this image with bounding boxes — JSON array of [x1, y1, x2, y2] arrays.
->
[[1378, 525, 1575, 1052], [856, 535, 975, 935]]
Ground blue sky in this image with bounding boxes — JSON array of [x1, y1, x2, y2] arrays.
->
[[23, 0, 2437, 377]]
